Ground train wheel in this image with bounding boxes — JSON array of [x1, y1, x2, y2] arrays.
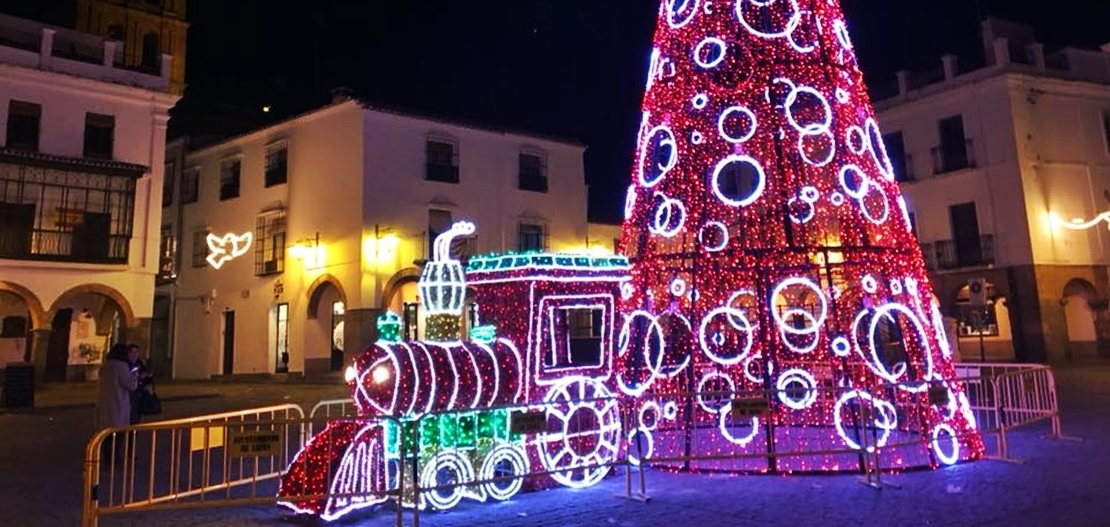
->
[[419, 451, 475, 510], [537, 377, 622, 489], [479, 442, 529, 501]]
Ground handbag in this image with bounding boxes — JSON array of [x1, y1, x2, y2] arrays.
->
[[139, 382, 162, 416]]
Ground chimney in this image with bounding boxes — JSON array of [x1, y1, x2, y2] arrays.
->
[[330, 87, 355, 105], [941, 54, 959, 80]]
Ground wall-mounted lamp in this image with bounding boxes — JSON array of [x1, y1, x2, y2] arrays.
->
[[1048, 210, 1110, 231], [290, 232, 326, 268]]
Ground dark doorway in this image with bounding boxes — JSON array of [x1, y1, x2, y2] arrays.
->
[[150, 295, 171, 377], [938, 115, 969, 172], [73, 212, 111, 261], [949, 202, 983, 267], [45, 309, 72, 382], [222, 310, 235, 375], [330, 302, 344, 372]]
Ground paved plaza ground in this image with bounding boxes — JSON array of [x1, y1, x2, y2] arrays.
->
[[1, 365, 1107, 527]]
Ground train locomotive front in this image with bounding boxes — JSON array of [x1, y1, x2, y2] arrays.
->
[[278, 222, 632, 520]]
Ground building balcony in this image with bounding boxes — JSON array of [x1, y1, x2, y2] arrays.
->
[[919, 235, 995, 272], [0, 229, 130, 264], [930, 139, 978, 175], [0, 13, 171, 92]]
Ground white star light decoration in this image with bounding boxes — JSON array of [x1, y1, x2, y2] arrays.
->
[[206, 232, 253, 269]]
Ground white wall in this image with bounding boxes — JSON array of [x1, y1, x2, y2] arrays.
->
[[0, 60, 177, 324], [878, 74, 1032, 267], [169, 102, 591, 379]]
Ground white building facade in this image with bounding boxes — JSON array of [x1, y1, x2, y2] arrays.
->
[[875, 18, 1110, 364], [159, 96, 596, 379], [0, 13, 178, 381]]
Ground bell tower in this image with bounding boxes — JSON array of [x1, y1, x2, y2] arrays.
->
[[75, 0, 188, 94]]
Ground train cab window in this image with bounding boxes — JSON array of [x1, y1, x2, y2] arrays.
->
[[546, 307, 604, 368]]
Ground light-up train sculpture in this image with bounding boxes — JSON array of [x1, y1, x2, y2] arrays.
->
[[278, 222, 631, 519]]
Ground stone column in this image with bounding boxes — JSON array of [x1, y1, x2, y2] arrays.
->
[[27, 329, 51, 382]]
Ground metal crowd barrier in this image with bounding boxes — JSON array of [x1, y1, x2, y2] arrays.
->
[[953, 362, 1071, 461], [81, 364, 1069, 525], [81, 404, 306, 527]]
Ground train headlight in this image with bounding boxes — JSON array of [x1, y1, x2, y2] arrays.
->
[[372, 366, 391, 384]]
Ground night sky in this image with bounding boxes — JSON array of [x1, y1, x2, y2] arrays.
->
[[7, 0, 1110, 222]]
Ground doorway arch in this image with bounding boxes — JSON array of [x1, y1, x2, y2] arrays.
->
[[305, 275, 348, 373], [1061, 278, 1100, 362]]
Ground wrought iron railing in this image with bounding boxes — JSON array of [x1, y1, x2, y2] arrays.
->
[[0, 228, 129, 264], [920, 235, 994, 271]]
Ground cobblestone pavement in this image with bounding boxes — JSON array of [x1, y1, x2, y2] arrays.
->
[[2, 366, 1107, 527]]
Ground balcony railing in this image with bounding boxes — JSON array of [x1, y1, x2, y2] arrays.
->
[[930, 139, 978, 175], [0, 228, 129, 264], [920, 234, 995, 272]]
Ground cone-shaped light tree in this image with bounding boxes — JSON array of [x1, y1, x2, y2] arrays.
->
[[617, 0, 984, 470]]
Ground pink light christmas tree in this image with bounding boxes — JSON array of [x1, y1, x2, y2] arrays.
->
[[616, 0, 985, 470]]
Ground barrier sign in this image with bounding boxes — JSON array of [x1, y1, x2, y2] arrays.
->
[[228, 429, 283, 458], [731, 397, 769, 419], [189, 426, 224, 452], [510, 410, 547, 435]]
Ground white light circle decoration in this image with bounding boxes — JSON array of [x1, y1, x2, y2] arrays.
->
[[859, 183, 890, 225], [830, 192, 846, 206], [798, 128, 836, 167], [670, 277, 687, 297], [770, 277, 828, 334], [890, 279, 903, 295], [638, 125, 678, 188], [838, 164, 868, 199], [719, 407, 761, 446], [627, 427, 655, 466], [861, 274, 878, 293], [663, 401, 679, 420], [693, 37, 728, 69], [691, 130, 705, 144], [699, 306, 756, 365], [932, 424, 960, 465], [624, 184, 637, 220], [866, 118, 895, 180], [736, 0, 801, 39], [836, 88, 850, 103], [712, 155, 766, 207], [831, 336, 852, 357], [776, 368, 818, 410], [784, 86, 832, 134], [666, 0, 701, 28], [697, 371, 737, 413], [479, 443, 529, 501], [718, 106, 758, 143], [699, 221, 729, 252], [650, 193, 687, 238], [420, 451, 476, 510], [846, 126, 866, 154], [865, 303, 935, 391], [617, 311, 665, 396], [692, 93, 709, 109], [788, 196, 816, 224], [833, 390, 898, 452], [638, 400, 662, 431]]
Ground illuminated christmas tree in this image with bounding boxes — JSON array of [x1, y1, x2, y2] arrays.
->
[[616, 0, 984, 470]]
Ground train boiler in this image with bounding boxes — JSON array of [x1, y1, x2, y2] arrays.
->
[[278, 222, 632, 520]]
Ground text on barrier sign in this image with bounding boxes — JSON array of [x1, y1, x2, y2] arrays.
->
[[227, 429, 283, 458], [510, 410, 547, 435], [731, 397, 769, 419]]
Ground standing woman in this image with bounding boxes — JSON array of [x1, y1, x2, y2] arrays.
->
[[97, 343, 138, 460], [127, 344, 153, 424]]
